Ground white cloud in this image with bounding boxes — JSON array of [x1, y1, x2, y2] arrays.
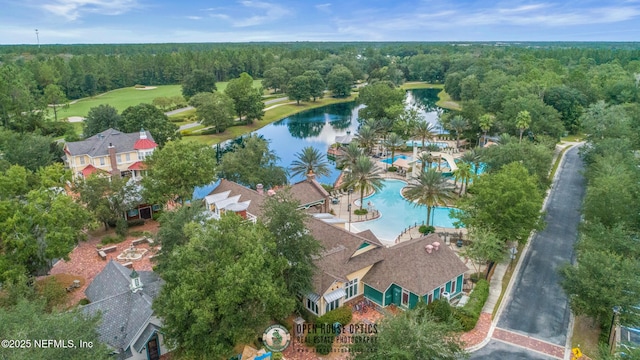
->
[[186, 16, 202, 20], [315, 3, 332, 13], [40, 0, 138, 21], [211, 1, 292, 27], [497, 4, 550, 14]]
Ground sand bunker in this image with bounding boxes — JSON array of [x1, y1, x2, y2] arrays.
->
[[67, 116, 85, 123], [135, 86, 158, 90]]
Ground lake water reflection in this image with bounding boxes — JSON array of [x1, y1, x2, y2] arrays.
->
[[254, 88, 442, 185]]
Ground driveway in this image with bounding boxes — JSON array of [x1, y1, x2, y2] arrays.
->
[[470, 145, 586, 358]]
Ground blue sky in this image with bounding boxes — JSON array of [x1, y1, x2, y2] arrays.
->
[[2, 0, 640, 44]]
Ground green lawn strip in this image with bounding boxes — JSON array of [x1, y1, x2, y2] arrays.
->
[[491, 244, 523, 319], [548, 145, 572, 181], [168, 108, 196, 121], [181, 125, 206, 133], [570, 315, 600, 358], [181, 95, 356, 146], [435, 89, 462, 111], [400, 82, 444, 90], [560, 133, 585, 143], [58, 85, 183, 118]]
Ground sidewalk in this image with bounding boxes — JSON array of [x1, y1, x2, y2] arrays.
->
[[461, 262, 508, 349]]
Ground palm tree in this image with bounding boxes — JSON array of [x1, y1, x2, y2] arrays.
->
[[339, 142, 364, 170], [453, 162, 473, 195], [417, 152, 434, 173], [385, 132, 404, 168], [369, 117, 394, 154], [515, 110, 531, 143], [290, 146, 331, 179], [355, 125, 377, 155], [460, 149, 482, 175], [341, 155, 385, 210], [496, 133, 513, 145], [404, 169, 455, 227], [412, 121, 437, 149], [448, 115, 469, 149], [479, 114, 495, 147]]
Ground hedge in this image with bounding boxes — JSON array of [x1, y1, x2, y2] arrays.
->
[[305, 306, 353, 354], [317, 306, 352, 326], [454, 279, 489, 331]]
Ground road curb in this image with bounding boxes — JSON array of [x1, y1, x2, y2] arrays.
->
[[467, 144, 576, 355]]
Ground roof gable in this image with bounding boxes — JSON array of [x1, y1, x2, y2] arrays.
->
[[82, 261, 163, 351], [362, 234, 468, 295], [66, 129, 155, 158], [290, 179, 330, 208]]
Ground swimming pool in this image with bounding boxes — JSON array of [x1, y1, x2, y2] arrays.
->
[[380, 154, 412, 164], [406, 140, 448, 148], [351, 179, 462, 243]]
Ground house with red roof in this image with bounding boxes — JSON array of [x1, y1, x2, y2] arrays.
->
[[63, 128, 158, 181]]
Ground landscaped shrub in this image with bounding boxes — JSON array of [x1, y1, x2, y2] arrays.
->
[[387, 166, 397, 172], [317, 306, 353, 326], [127, 219, 145, 227], [115, 218, 128, 237], [419, 225, 436, 234], [100, 234, 125, 246], [427, 299, 453, 322], [354, 209, 368, 216], [78, 298, 90, 306], [454, 279, 489, 331], [152, 212, 161, 221]]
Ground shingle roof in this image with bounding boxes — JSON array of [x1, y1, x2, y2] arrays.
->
[[209, 179, 265, 215], [82, 261, 163, 352], [306, 219, 386, 294], [65, 128, 155, 158], [362, 234, 468, 296], [290, 178, 330, 207]]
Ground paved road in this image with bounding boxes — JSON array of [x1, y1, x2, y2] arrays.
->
[[165, 106, 194, 116], [470, 339, 557, 360], [470, 145, 586, 359]]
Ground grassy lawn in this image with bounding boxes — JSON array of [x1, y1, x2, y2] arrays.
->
[[58, 85, 183, 118], [57, 80, 263, 119], [571, 315, 600, 358], [400, 82, 444, 90], [436, 89, 462, 111], [183, 95, 356, 145], [561, 133, 585, 142]]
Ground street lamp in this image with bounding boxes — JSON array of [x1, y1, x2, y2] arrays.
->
[[347, 188, 353, 232]]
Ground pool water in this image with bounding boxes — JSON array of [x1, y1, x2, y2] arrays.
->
[[351, 179, 462, 243], [406, 140, 448, 148], [380, 154, 411, 164]]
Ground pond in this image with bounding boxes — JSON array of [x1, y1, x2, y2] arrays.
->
[[253, 88, 443, 185]]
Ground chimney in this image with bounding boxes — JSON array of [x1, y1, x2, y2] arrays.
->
[[306, 170, 316, 183], [108, 143, 119, 176], [432, 241, 440, 251], [139, 128, 147, 140], [256, 183, 264, 195], [425, 244, 434, 254]]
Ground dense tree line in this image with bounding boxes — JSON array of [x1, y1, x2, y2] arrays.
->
[[3, 42, 640, 146], [560, 101, 640, 336]]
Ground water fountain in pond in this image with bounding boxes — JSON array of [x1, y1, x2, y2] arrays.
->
[[117, 243, 148, 261]]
